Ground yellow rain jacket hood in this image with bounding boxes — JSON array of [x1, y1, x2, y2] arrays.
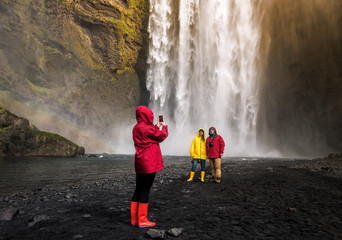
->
[[190, 128, 207, 160]]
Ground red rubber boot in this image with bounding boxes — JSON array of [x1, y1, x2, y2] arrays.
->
[[130, 201, 139, 226], [138, 203, 156, 228]]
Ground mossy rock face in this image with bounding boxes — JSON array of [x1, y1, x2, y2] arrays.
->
[[0, 0, 150, 152], [0, 107, 85, 156]]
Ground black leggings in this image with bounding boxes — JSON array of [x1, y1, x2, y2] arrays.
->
[[131, 172, 156, 203]]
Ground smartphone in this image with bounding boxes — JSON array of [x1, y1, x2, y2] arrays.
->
[[158, 114, 164, 123]]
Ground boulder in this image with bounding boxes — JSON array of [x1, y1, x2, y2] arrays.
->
[[146, 229, 166, 239], [0, 107, 85, 156], [0, 207, 18, 221], [28, 215, 51, 227], [167, 228, 184, 237]]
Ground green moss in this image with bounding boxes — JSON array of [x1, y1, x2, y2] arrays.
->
[[27, 80, 55, 98], [38, 131, 73, 144], [39, 131, 60, 138], [3, 125, 13, 131], [61, 22, 104, 71], [0, 108, 8, 116], [117, 67, 135, 75], [113, 0, 148, 71], [72, 0, 148, 72], [44, 46, 63, 56]]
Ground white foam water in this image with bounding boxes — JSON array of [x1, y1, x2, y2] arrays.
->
[[146, 0, 264, 156]]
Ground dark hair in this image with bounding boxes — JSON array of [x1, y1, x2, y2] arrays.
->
[[199, 129, 205, 142]]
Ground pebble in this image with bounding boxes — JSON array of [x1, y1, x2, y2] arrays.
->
[[0, 207, 18, 221], [42, 196, 49, 202], [65, 193, 72, 199], [3, 196, 9, 202], [28, 215, 51, 227], [82, 214, 91, 218], [146, 229, 166, 239], [167, 228, 184, 237], [288, 207, 297, 212], [74, 234, 83, 239]]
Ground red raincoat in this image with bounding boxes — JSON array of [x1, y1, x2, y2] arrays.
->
[[206, 127, 225, 158], [132, 106, 168, 174]]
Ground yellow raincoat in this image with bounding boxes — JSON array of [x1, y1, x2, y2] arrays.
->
[[190, 128, 207, 160]]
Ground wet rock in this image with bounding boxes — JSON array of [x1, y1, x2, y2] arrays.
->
[[167, 228, 183, 237], [0, 207, 18, 221], [181, 189, 191, 194], [33, 188, 42, 194], [3, 196, 9, 202], [288, 207, 297, 212], [28, 215, 51, 227], [146, 229, 166, 239], [41, 196, 49, 202], [65, 193, 72, 199]]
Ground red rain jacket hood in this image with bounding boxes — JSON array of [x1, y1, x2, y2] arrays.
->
[[132, 106, 168, 173], [136, 105, 154, 125], [206, 127, 225, 158]]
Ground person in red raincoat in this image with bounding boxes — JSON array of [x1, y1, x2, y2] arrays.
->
[[206, 127, 225, 183], [130, 106, 168, 228]]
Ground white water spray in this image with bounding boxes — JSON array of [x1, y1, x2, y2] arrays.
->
[[147, 0, 264, 156]]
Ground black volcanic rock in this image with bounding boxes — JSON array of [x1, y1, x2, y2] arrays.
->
[[0, 107, 85, 156]]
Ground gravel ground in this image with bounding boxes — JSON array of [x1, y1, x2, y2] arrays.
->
[[0, 156, 341, 239]]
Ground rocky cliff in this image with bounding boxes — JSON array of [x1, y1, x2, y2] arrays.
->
[[0, 0, 149, 152], [0, 107, 85, 156], [258, 0, 342, 156]]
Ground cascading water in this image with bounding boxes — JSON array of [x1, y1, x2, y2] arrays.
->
[[147, 0, 264, 156]]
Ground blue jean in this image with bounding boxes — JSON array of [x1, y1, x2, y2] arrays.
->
[[191, 159, 206, 172]]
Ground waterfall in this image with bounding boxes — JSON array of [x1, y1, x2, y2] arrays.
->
[[147, 0, 264, 156]]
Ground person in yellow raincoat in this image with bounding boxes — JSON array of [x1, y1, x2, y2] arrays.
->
[[187, 128, 207, 182]]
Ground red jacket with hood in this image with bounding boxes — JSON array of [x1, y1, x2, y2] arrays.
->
[[206, 127, 225, 159], [132, 106, 168, 174]]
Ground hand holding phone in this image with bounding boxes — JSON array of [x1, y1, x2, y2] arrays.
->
[[158, 114, 164, 123]]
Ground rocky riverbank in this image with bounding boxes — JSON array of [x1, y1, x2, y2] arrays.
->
[[0, 107, 85, 156], [0, 156, 341, 239]]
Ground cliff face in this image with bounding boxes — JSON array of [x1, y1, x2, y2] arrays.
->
[[258, 0, 342, 156], [0, 0, 149, 152], [0, 107, 85, 156]]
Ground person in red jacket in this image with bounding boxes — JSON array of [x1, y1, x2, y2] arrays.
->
[[206, 127, 225, 183], [131, 106, 168, 228]]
